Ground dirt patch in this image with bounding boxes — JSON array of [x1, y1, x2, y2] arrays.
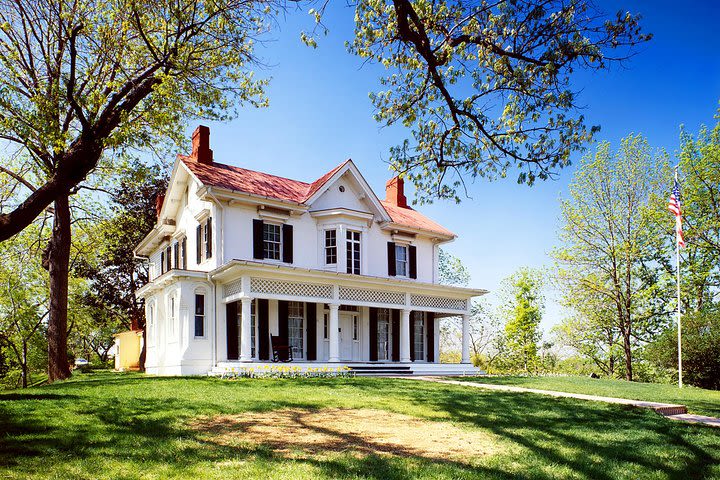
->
[[192, 408, 496, 463]]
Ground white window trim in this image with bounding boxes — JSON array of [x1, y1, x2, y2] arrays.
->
[[346, 229, 362, 275], [194, 289, 207, 339], [324, 229, 338, 266]]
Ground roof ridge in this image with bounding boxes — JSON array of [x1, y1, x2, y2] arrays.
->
[[185, 158, 312, 187]]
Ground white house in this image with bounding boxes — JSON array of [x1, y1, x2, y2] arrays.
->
[[134, 126, 486, 375]]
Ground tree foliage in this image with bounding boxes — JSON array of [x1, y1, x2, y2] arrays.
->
[[500, 267, 543, 372], [553, 135, 671, 381], [350, 0, 651, 202]]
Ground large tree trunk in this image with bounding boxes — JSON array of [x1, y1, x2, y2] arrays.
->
[[622, 326, 633, 381], [45, 195, 72, 382]]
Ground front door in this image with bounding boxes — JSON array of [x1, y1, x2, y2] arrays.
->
[[339, 313, 357, 361]]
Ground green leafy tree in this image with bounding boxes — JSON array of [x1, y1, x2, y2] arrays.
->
[[0, 226, 49, 388], [0, 0, 274, 380], [645, 310, 720, 390], [349, 0, 651, 201], [500, 268, 543, 372], [553, 135, 671, 381]]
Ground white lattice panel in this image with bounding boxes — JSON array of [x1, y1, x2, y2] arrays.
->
[[250, 278, 333, 299], [411, 294, 467, 311], [223, 279, 243, 298], [339, 287, 405, 305]]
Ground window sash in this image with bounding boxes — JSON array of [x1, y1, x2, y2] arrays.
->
[[413, 313, 425, 361], [395, 245, 408, 277], [324, 230, 337, 265], [194, 294, 205, 337], [263, 223, 281, 260], [346, 230, 361, 275], [250, 301, 257, 358]]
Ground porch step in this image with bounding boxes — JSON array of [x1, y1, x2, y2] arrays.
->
[[349, 365, 412, 376]]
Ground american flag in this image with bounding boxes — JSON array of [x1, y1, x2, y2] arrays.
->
[[668, 179, 686, 248]]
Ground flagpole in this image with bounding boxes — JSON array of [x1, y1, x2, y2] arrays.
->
[[675, 166, 683, 389]]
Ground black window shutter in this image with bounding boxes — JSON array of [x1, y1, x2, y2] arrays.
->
[[409, 312, 415, 361], [282, 224, 293, 263], [196, 225, 202, 264], [426, 313, 435, 362], [160, 251, 165, 274], [409, 245, 417, 279], [369, 308, 378, 361], [252, 219, 264, 259], [391, 310, 400, 362], [306, 302, 317, 360], [226, 302, 238, 360], [387, 242, 396, 276], [278, 300, 289, 341], [258, 299, 269, 360], [206, 217, 213, 259]]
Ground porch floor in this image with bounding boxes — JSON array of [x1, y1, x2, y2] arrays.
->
[[212, 361, 483, 377]]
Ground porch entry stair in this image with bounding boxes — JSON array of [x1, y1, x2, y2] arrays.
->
[[210, 361, 483, 377]]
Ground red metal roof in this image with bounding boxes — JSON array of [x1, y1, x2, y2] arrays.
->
[[182, 157, 454, 237]]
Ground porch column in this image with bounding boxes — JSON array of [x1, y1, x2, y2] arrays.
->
[[329, 303, 340, 362], [461, 313, 471, 364], [400, 309, 411, 362], [240, 297, 253, 362]]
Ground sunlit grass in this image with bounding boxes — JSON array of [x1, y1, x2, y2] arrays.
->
[[0, 371, 718, 479]]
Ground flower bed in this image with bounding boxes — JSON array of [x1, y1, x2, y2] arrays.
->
[[218, 365, 355, 379]]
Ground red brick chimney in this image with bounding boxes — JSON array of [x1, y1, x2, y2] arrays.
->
[[156, 194, 165, 218], [190, 125, 213, 164], [385, 176, 408, 208]]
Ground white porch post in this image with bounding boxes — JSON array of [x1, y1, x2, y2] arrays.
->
[[329, 303, 340, 362], [240, 296, 253, 361], [400, 309, 411, 362], [461, 314, 471, 364]]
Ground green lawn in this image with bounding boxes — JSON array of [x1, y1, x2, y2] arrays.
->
[[451, 375, 720, 417], [0, 372, 718, 479]]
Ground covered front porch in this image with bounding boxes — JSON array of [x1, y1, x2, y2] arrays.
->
[[211, 261, 485, 369]]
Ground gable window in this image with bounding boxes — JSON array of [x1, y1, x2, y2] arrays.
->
[[194, 294, 205, 337], [196, 218, 213, 264], [395, 244, 408, 277], [346, 230, 361, 275], [263, 223, 282, 260], [324, 230, 337, 265]]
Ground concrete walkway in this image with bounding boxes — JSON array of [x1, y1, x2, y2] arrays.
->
[[408, 377, 720, 428]]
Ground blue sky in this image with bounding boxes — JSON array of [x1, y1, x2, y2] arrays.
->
[[190, 1, 720, 332]]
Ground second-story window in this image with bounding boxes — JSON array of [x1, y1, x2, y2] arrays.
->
[[180, 237, 187, 269], [395, 244, 408, 277], [196, 218, 212, 264], [165, 245, 172, 271], [346, 230, 361, 275], [325, 230, 337, 265], [263, 223, 281, 260]]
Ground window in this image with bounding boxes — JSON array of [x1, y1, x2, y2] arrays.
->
[[324, 230, 337, 265], [194, 294, 205, 337], [196, 218, 212, 263], [395, 244, 408, 277], [377, 308, 390, 360], [413, 311, 425, 361], [263, 223, 281, 260], [352, 316, 359, 341], [168, 296, 176, 337], [346, 230, 361, 275], [160, 251, 165, 274], [323, 313, 329, 339], [173, 242, 179, 270], [288, 301, 304, 359], [180, 237, 187, 269], [165, 246, 172, 271]]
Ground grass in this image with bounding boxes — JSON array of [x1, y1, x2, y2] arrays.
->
[[0, 372, 717, 479], [451, 375, 720, 417]]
